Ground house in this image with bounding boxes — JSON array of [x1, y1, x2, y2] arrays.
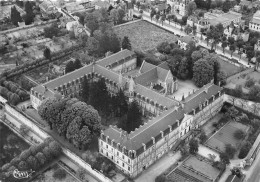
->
[[254, 39, 260, 51], [30, 49, 224, 178], [39, 1, 57, 15], [167, 0, 193, 17], [187, 15, 198, 27], [233, 5, 241, 12], [249, 10, 260, 32], [204, 11, 242, 28], [92, 0, 110, 10], [177, 35, 194, 50], [187, 15, 210, 33], [224, 24, 249, 42], [63, 2, 86, 14]]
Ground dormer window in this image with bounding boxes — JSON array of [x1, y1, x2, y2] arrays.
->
[[199, 104, 202, 110]]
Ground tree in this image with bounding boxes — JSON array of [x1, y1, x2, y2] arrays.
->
[[193, 59, 214, 87], [73, 59, 82, 70], [44, 23, 60, 39], [177, 57, 189, 80], [77, 168, 86, 180], [248, 85, 260, 100], [65, 61, 75, 74], [20, 124, 30, 136], [86, 37, 100, 56], [122, 36, 132, 50], [222, 0, 232, 12], [187, 1, 197, 16], [26, 156, 40, 170], [229, 44, 236, 57], [191, 51, 203, 63], [245, 78, 255, 88], [42, 147, 53, 161], [246, 50, 255, 64], [18, 161, 28, 170], [117, 9, 125, 24], [222, 41, 228, 54], [10, 6, 22, 26], [189, 138, 199, 154], [110, 9, 119, 25], [238, 142, 251, 159], [84, 13, 99, 36], [53, 168, 67, 180], [184, 25, 193, 34], [157, 42, 171, 54], [161, 14, 166, 26], [81, 78, 90, 103], [49, 141, 62, 157], [23, 11, 34, 25], [19, 150, 31, 161], [225, 144, 236, 159], [233, 129, 245, 140], [43, 47, 51, 61], [35, 152, 47, 165], [121, 100, 142, 133], [199, 131, 207, 143], [150, 8, 156, 21], [220, 152, 230, 165], [155, 14, 160, 23], [155, 174, 167, 182]]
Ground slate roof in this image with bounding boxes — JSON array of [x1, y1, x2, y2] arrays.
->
[[139, 61, 156, 73], [251, 18, 260, 25], [183, 83, 223, 114], [97, 49, 136, 67], [157, 62, 170, 70], [103, 107, 183, 154], [64, 2, 86, 13]]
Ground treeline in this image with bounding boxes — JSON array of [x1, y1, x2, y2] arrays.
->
[[38, 97, 101, 150], [1, 138, 61, 182], [0, 80, 29, 105]]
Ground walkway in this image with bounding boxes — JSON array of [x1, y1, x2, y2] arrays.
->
[[198, 144, 220, 161], [134, 151, 181, 182]]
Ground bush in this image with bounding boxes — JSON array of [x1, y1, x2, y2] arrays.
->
[[53, 168, 67, 180], [238, 142, 251, 159], [155, 174, 166, 182], [245, 78, 255, 88], [199, 131, 207, 143], [225, 144, 236, 159], [20, 124, 30, 136], [233, 129, 246, 140]]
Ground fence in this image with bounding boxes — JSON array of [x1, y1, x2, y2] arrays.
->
[[1, 96, 113, 182], [0, 19, 57, 35]]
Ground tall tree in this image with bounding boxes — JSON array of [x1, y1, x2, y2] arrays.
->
[[24, 1, 35, 25], [115, 89, 128, 117], [193, 59, 214, 87], [177, 57, 189, 80], [123, 100, 142, 133], [222, 41, 228, 54], [122, 36, 132, 50], [84, 13, 99, 36], [81, 78, 90, 103], [43, 47, 51, 61], [187, 1, 197, 16], [229, 44, 236, 57], [189, 138, 199, 154], [65, 61, 75, 74], [10, 6, 22, 26], [117, 9, 125, 24], [73, 59, 83, 70]]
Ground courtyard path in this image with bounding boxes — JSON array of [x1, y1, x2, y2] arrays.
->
[[134, 151, 181, 182]]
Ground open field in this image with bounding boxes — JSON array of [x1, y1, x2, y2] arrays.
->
[[184, 156, 220, 180], [114, 20, 178, 51], [218, 58, 242, 77], [206, 121, 249, 152]]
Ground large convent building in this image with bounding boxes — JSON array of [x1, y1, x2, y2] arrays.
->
[[30, 49, 224, 178]]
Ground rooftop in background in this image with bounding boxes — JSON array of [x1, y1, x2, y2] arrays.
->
[[251, 10, 260, 25], [205, 11, 242, 26], [63, 2, 86, 13]]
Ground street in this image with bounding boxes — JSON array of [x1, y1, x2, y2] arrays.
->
[[245, 149, 260, 182]]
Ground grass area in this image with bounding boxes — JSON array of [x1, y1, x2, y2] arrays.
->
[[183, 156, 220, 180], [114, 20, 178, 51], [33, 164, 78, 182], [218, 58, 242, 77], [0, 122, 30, 167], [206, 121, 249, 152]]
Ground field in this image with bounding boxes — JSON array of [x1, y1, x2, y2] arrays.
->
[[218, 58, 242, 77], [0, 122, 30, 167], [206, 121, 249, 152], [183, 156, 220, 180], [114, 20, 178, 51]]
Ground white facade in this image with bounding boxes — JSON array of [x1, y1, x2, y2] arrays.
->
[[249, 11, 260, 32]]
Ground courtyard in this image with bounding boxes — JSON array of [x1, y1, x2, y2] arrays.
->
[[206, 121, 249, 153], [114, 20, 178, 51], [218, 57, 243, 77]]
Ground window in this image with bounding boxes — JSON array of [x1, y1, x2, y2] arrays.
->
[[106, 145, 108, 149], [106, 152, 108, 156], [122, 163, 125, 167], [117, 152, 119, 156], [117, 160, 119, 164], [128, 166, 131, 171], [128, 159, 130, 164], [101, 141, 103, 146], [101, 149, 103, 153], [123, 155, 124, 159]]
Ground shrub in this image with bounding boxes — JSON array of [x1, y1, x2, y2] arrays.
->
[[53, 168, 67, 180], [225, 144, 236, 159], [20, 124, 30, 136], [199, 131, 207, 143], [245, 78, 255, 88], [233, 129, 246, 140], [238, 142, 252, 159], [155, 174, 166, 182]]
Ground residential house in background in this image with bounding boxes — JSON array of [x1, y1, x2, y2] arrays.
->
[[187, 15, 210, 33], [224, 24, 249, 42], [168, 0, 193, 17], [177, 35, 195, 50], [204, 10, 242, 28], [254, 39, 260, 51], [39, 0, 57, 16], [249, 10, 260, 32], [92, 0, 110, 10], [63, 2, 86, 14]]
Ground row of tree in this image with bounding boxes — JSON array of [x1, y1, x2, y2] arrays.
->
[[65, 59, 83, 74], [38, 97, 101, 149], [194, 0, 239, 12], [1, 138, 61, 182]]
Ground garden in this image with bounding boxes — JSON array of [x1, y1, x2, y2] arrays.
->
[[114, 20, 178, 51], [218, 57, 243, 77], [0, 122, 30, 169]]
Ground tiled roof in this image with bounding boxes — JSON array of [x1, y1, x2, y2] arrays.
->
[[97, 49, 136, 67], [135, 68, 158, 86], [135, 84, 179, 108], [157, 67, 169, 81], [183, 83, 223, 113], [139, 61, 156, 73], [103, 107, 184, 154], [157, 62, 170, 70]]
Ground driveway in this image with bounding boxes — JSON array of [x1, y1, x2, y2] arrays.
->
[[135, 151, 181, 182]]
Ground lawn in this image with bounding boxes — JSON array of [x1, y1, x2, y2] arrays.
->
[[218, 58, 242, 77], [206, 121, 249, 152], [114, 20, 178, 51], [183, 156, 220, 180]]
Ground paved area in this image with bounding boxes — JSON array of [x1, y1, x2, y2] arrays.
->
[[169, 80, 198, 101], [134, 151, 181, 182], [198, 144, 220, 161]]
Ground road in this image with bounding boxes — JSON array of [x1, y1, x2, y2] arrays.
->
[[245, 149, 260, 182]]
